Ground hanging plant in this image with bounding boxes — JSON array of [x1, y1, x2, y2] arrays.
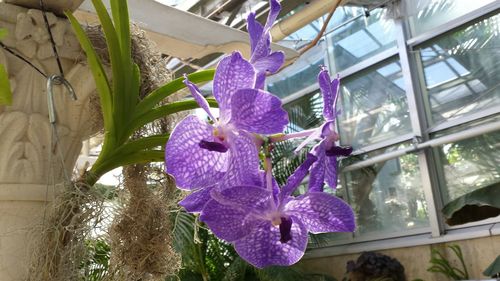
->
[[65, 1, 215, 187]]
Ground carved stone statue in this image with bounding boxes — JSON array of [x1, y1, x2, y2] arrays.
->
[[0, 1, 96, 279]]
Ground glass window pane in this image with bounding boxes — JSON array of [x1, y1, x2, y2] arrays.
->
[[338, 57, 412, 149], [417, 14, 500, 125], [344, 154, 429, 237], [435, 131, 500, 204], [326, 7, 396, 72], [280, 18, 322, 50], [409, 0, 496, 36], [283, 91, 324, 132], [267, 43, 324, 98]]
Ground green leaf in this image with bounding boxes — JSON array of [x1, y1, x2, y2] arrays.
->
[[0, 64, 12, 105], [134, 69, 215, 116], [442, 181, 500, 226], [91, 0, 127, 128], [128, 98, 218, 137], [91, 150, 164, 181], [114, 134, 169, 155], [0, 28, 7, 40], [66, 12, 113, 133], [110, 0, 135, 122]]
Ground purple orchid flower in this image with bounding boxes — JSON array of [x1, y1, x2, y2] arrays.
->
[[247, 0, 285, 89], [165, 51, 289, 190], [295, 67, 353, 192], [200, 154, 355, 268]]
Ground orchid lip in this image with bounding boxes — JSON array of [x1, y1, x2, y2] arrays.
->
[[279, 216, 293, 243], [199, 140, 229, 152], [326, 146, 353, 157]]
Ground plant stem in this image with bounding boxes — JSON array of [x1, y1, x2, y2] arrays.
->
[[269, 128, 317, 143]]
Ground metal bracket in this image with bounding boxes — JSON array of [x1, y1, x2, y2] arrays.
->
[[406, 135, 423, 154], [46, 75, 77, 124]]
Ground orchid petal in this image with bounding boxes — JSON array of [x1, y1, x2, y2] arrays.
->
[[179, 185, 215, 213], [324, 154, 338, 189], [210, 184, 273, 213], [247, 12, 264, 54], [249, 0, 281, 63], [200, 198, 255, 242], [250, 33, 271, 64], [253, 51, 285, 74], [318, 68, 340, 121], [286, 192, 355, 233], [263, 0, 281, 32], [230, 89, 288, 134], [255, 73, 266, 90], [165, 116, 229, 190], [280, 153, 317, 201], [308, 141, 327, 192], [213, 52, 256, 121], [184, 75, 215, 121], [219, 131, 261, 187], [234, 216, 307, 268]]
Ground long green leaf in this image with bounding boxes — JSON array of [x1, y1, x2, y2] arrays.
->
[[0, 64, 12, 105], [66, 12, 113, 133], [127, 98, 218, 137], [134, 69, 215, 116], [89, 150, 164, 184], [116, 62, 141, 143], [114, 134, 169, 156], [91, 0, 127, 128], [110, 0, 134, 121]]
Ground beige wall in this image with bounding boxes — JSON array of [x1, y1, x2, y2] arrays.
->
[[299, 235, 500, 280]]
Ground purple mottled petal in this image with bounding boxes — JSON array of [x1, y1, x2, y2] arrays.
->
[[308, 141, 327, 192], [184, 75, 215, 121], [213, 52, 256, 121], [255, 73, 266, 90], [230, 89, 288, 134], [250, 0, 280, 63], [211, 185, 273, 213], [179, 186, 215, 213], [321, 121, 336, 138], [251, 33, 271, 63], [247, 12, 263, 54], [263, 0, 281, 32], [200, 198, 254, 242], [253, 51, 285, 74], [234, 216, 307, 268], [280, 153, 317, 201], [219, 132, 261, 187], [286, 192, 355, 233], [324, 155, 338, 189], [165, 116, 229, 190], [318, 69, 333, 120]]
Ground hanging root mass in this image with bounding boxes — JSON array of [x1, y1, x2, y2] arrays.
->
[[107, 165, 180, 281], [27, 183, 107, 281]]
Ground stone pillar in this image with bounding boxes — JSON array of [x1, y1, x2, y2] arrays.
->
[[0, 1, 96, 279]]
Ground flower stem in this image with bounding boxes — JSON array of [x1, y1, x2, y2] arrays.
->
[[269, 128, 317, 143]]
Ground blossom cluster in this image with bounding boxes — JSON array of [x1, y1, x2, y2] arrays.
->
[[165, 0, 355, 268]]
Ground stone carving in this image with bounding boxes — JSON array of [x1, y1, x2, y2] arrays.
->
[[4, 0, 85, 16], [0, 2, 98, 280], [0, 2, 99, 185]]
